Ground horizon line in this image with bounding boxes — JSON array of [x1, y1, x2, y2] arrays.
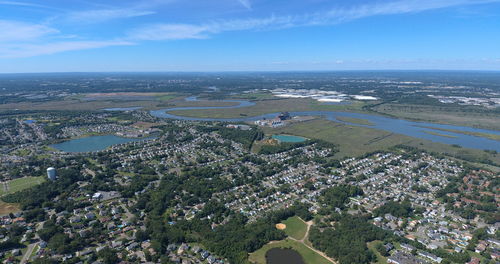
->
[[1, 69, 500, 75]]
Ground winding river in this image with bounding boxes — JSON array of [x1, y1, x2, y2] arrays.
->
[[150, 97, 500, 152]]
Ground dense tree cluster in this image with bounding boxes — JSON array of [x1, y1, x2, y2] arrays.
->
[[320, 184, 363, 210], [309, 215, 390, 264], [373, 200, 414, 218]]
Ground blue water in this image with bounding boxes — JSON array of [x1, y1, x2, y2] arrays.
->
[[102, 107, 143, 111], [23, 120, 36, 124], [150, 97, 500, 152], [272, 135, 307, 143], [51, 135, 154, 153]]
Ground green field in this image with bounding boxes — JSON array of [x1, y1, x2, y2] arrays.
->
[[367, 241, 388, 264], [169, 98, 368, 119], [248, 239, 332, 264], [336, 116, 374, 126], [261, 118, 500, 167], [0, 176, 45, 196], [282, 216, 308, 240], [422, 130, 458, 138], [262, 119, 414, 158]]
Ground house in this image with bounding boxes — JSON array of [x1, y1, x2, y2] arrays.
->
[[126, 242, 139, 251], [200, 250, 209, 259], [207, 256, 217, 264], [400, 243, 416, 252], [177, 243, 189, 255], [85, 213, 96, 220], [191, 245, 201, 253], [387, 252, 423, 264], [418, 251, 442, 263]]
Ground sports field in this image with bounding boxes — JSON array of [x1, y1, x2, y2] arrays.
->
[[0, 176, 45, 196], [281, 216, 308, 240]]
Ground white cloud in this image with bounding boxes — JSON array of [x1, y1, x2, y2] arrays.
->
[[0, 40, 134, 58], [238, 0, 251, 9], [129, 24, 209, 41], [67, 8, 155, 23], [0, 1, 47, 8], [128, 0, 500, 42], [0, 20, 58, 42], [128, 15, 295, 41]]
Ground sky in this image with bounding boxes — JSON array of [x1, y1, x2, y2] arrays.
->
[[1, 0, 500, 72]]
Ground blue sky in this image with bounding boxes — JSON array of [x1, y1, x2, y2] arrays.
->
[[1, 0, 500, 72]]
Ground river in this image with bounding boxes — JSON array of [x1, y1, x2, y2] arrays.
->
[[150, 97, 500, 152]]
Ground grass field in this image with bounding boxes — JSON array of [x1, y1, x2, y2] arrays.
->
[[422, 130, 458, 138], [0, 176, 45, 196], [367, 241, 388, 264], [336, 116, 374, 126], [248, 239, 332, 264], [281, 216, 308, 240], [261, 118, 500, 166], [169, 98, 368, 118], [262, 119, 414, 158], [0, 200, 20, 215]]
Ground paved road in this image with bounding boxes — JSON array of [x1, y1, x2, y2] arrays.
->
[[288, 218, 337, 264], [20, 242, 38, 264]]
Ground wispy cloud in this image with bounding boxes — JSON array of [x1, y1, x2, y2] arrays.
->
[[0, 20, 58, 42], [0, 40, 133, 58], [237, 0, 251, 10], [129, 0, 500, 41], [67, 8, 155, 24], [0, 0, 46, 8], [3, 0, 500, 59], [129, 15, 295, 41], [0, 19, 133, 58]]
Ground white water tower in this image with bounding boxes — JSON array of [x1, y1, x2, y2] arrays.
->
[[47, 167, 56, 181]]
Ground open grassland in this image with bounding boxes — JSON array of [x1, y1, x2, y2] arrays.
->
[[262, 119, 414, 158], [230, 92, 277, 100], [248, 239, 332, 264], [0, 93, 237, 111], [335, 116, 374, 126], [0, 99, 160, 111], [261, 119, 500, 167], [0, 201, 20, 215], [372, 103, 500, 131], [422, 130, 458, 138], [281, 216, 308, 240], [169, 98, 368, 118], [417, 126, 500, 141], [0, 176, 45, 196]]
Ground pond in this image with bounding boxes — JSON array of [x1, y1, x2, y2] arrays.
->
[[272, 134, 307, 143], [150, 97, 500, 152], [266, 248, 305, 264], [51, 135, 154, 153]]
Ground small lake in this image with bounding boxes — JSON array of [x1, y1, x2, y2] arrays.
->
[[51, 135, 153, 153], [272, 135, 307, 143], [266, 248, 305, 264]]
